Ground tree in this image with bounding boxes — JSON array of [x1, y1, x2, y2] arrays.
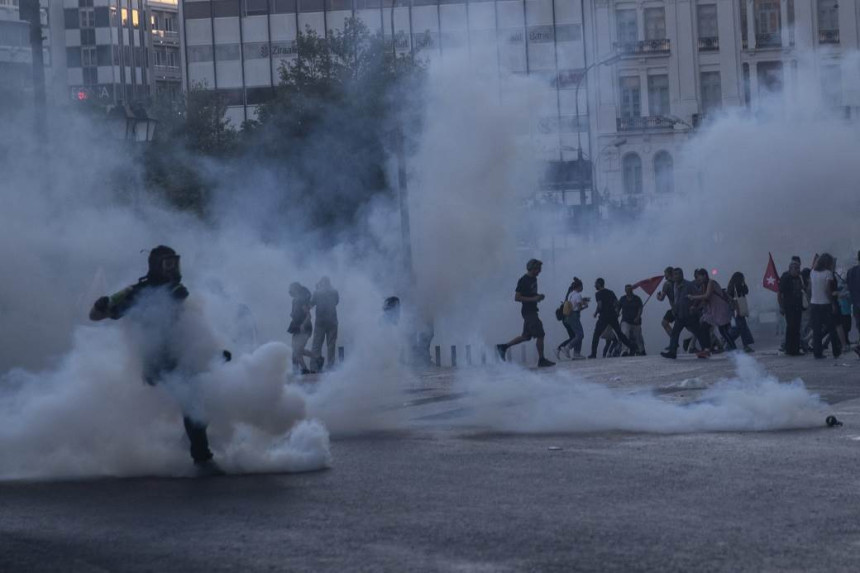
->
[[250, 17, 425, 238]]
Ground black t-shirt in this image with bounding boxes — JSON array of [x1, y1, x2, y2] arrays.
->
[[779, 272, 805, 308], [595, 288, 618, 318], [619, 294, 643, 324], [516, 274, 539, 315]]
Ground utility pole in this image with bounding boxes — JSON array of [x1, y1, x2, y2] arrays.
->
[[19, 0, 47, 145]]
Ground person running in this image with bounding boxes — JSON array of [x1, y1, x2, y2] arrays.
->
[[655, 266, 676, 342], [89, 245, 225, 477], [726, 272, 755, 353], [689, 268, 736, 352], [619, 284, 645, 356], [497, 259, 555, 368], [661, 268, 711, 359], [588, 278, 637, 359], [556, 277, 589, 360]]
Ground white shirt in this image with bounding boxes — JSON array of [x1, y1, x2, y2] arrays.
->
[[567, 291, 585, 311], [810, 270, 833, 305]]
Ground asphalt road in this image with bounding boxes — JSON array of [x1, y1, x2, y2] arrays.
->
[[3, 351, 860, 572]]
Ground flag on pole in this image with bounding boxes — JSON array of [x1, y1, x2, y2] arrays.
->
[[763, 252, 780, 293], [633, 275, 664, 296]]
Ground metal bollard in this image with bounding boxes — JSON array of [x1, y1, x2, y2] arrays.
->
[[338, 346, 344, 361], [435, 345, 441, 367], [451, 346, 457, 367], [466, 345, 472, 366]]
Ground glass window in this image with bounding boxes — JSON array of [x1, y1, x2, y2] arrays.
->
[[755, 0, 781, 43], [818, 0, 838, 32], [654, 152, 674, 194], [697, 5, 718, 38], [616, 10, 637, 44], [623, 153, 643, 195], [644, 8, 666, 40], [700, 71, 722, 113], [243, 0, 269, 16], [648, 74, 670, 116], [80, 8, 95, 28], [757, 61, 783, 94], [620, 76, 641, 119]]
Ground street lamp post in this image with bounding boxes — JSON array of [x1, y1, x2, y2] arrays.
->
[[572, 52, 621, 161]]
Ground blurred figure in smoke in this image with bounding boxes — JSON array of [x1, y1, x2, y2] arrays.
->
[[288, 282, 314, 374], [89, 245, 224, 476], [847, 251, 860, 355], [556, 277, 588, 361], [497, 259, 555, 368], [310, 277, 339, 372], [619, 284, 645, 356], [655, 266, 676, 343], [661, 268, 711, 360], [726, 272, 755, 353], [779, 260, 806, 356], [589, 278, 637, 359], [690, 268, 736, 353], [809, 253, 840, 359], [382, 296, 401, 325]]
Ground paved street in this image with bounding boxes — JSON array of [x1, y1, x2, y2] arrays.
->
[[3, 351, 860, 572]]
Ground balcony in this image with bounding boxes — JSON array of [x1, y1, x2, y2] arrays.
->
[[819, 29, 840, 44], [616, 115, 677, 131], [153, 64, 181, 80], [755, 32, 781, 48], [698, 37, 719, 51], [152, 30, 179, 46], [613, 38, 670, 56]]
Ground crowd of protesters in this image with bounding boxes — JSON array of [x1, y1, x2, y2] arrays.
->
[[288, 277, 340, 374], [496, 253, 860, 368]]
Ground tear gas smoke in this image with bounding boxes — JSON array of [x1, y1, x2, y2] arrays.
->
[[0, 47, 856, 479]]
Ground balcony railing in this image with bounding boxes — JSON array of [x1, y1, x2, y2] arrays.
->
[[616, 115, 677, 131], [152, 30, 179, 44], [819, 29, 840, 44], [698, 37, 719, 51], [755, 32, 781, 48], [154, 64, 181, 79], [613, 38, 670, 55]]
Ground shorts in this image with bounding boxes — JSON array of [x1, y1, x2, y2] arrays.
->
[[663, 310, 675, 323], [521, 312, 545, 340]]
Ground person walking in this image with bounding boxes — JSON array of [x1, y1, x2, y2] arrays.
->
[[655, 266, 676, 342], [619, 284, 645, 356], [497, 259, 555, 368], [310, 277, 339, 372], [588, 278, 637, 359], [556, 277, 589, 360], [847, 251, 860, 357], [809, 253, 840, 359], [779, 261, 805, 356], [726, 272, 754, 353], [690, 269, 736, 352], [661, 268, 711, 359], [288, 282, 314, 374]]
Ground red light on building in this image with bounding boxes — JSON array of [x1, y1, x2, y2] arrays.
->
[[711, 269, 718, 276], [77, 90, 89, 101]]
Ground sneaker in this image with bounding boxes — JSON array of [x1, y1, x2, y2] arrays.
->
[[660, 351, 677, 360], [697, 350, 711, 359], [743, 346, 755, 353], [496, 344, 508, 361], [537, 358, 555, 368], [571, 353, 586, 360], [195, 459, 226, 478], [587, 354, 597, 359], [301, 368, 312, 375]]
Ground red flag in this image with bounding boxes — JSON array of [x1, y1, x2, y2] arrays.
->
[[633, 275, 663, 296], [763, 252, 780, 293]]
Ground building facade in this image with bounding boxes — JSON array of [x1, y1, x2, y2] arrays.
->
[[585, 0, 860, 205], [150, 0, 181, 98], [180, 0, 591, 168]]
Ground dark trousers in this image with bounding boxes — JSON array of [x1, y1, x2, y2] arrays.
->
[[731, 315, 755, 346], [784, 306, 803, 355], [668, 315, 710, 354], [183, 417, 214, 464], [591, 315, 635, 357], [717, 324, 737, 351], [811, 303, 839, 358]]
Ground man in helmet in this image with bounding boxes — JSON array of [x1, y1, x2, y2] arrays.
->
[[90, 245, 223, 477]]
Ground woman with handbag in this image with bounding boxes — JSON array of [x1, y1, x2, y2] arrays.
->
[[727, 272, 755, 353], [556, 277, 589, 360]]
